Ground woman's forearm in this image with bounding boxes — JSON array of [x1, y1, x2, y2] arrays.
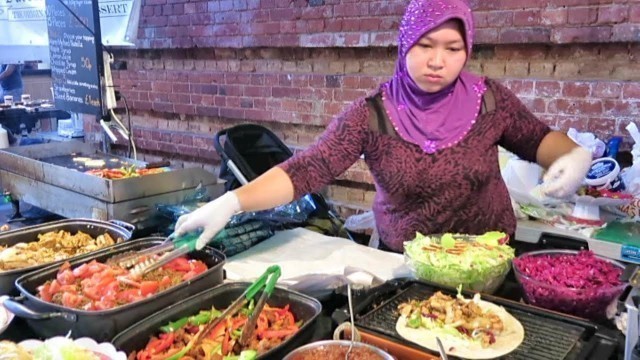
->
[[232, 166, 295, 212], [536, 131, 581, 169]]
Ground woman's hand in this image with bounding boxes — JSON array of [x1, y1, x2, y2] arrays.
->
[[542, 146, 592, 198], [174, 191, 241, 250]]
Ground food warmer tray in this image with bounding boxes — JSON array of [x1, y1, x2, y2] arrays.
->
[[3, 237, 225, 342], [112, 282, 322, 360], [0, 141, 223, 230], [333, 279, 620, 360], [0, 218, 133, 295]]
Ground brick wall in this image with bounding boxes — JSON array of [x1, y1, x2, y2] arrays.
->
[[105, 0, 640, 218]]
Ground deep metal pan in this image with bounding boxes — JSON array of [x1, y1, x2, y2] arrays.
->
[[112, 282, 322, 360], [3, 237, 225, 342], [0, 218, 134, 295]]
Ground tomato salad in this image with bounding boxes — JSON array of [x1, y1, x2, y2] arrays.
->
[[37, 257, 208, 311], [130, 303, 301, 360]]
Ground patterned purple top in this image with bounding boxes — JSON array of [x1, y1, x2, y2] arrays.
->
[[279, 79, 551, 252]]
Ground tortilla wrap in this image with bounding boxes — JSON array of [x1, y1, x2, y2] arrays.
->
[[396, 299, 524, 359]]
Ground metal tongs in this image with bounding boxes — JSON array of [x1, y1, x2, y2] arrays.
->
[[192, 265, 282, 350], [111, 231, 200, 277]]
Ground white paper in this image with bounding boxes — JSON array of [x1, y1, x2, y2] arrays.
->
[[224, 228, 413, 294]]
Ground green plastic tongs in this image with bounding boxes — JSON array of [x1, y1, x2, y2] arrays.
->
[[192, 265, 282, 350], [112, 231, 201, 277]]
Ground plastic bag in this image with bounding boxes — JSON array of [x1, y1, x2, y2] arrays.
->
[[156, 183, 211, 222], [501, 158, 561, 207], [344, 210, 380, 248], [567, 128, 606, 158], [621, 122, 640, 196]]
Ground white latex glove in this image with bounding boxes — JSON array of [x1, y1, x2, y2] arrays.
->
[[542, 146, 593, 198], [174, 191, 241, 250]]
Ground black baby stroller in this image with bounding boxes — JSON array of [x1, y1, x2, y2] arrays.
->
[[213, 123, 349, 238]]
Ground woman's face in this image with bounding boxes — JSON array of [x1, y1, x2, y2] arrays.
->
[[405, 20, 468, 93]]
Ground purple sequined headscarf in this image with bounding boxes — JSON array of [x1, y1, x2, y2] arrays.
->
[[381, 0, 486, 154]]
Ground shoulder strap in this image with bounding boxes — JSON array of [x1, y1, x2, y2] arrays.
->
[[481, 88, 496, 115], [365, 93, 398, 137]]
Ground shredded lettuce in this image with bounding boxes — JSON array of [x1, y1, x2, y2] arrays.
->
[[404, 232, 515, 293], [31, 338, 100, 360]]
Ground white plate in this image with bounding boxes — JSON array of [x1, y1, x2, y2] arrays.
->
[[0, 295, 15, 335], [18, 337, 127, 360]]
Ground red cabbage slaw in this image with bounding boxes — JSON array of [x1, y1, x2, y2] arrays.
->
[[513, 250, 626, 320]]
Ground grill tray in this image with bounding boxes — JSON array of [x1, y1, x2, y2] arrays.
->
[[352, 281, 617, 360]]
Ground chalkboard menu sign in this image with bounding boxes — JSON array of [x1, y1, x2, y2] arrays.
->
[[46, 0, 103, 116]]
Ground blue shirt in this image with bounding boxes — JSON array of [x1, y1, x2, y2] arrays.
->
[[0, 65, 23, 91]]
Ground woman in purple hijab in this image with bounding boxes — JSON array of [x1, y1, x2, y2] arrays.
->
[[175, 0, 592, 253]]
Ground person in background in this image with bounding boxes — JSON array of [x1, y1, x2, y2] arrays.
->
[[174, 0, 592, 253], [0, 64, 24, 100]]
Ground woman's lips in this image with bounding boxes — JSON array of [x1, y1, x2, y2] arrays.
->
[[425, 75, 442, 82]]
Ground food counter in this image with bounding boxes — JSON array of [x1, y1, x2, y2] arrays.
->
[[0, 203, 630, 359]]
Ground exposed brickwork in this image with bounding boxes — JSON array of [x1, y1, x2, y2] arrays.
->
[[102, 0, 640, 215], [136, 1, 640, 48]]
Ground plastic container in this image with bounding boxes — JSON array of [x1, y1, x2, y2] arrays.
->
[[585, 157, 625, 191], [513, 249, 627, 321], [404, 233, 514, 294]]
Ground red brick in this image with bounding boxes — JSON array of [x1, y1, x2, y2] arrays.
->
[[603, 100, 638, 116], [513, 10, 541, 26], [472, 11, 489, 27], [504, 80, 535, 97], [598, 5, 629, 24], [593, 82, 622, 99], [568, 7, 598, 25], [487, 11, 513, 26], [631, 5, 640, 22], [562, 82, 592, 98], [622, 83, 640, 100], [535, 81, 563, 97], [542, 8, 568, 26], [499, 28, 550, 44], [551, 26, 612, 43], [611, 24, 640, 42], [475, 28, 499, 44], [587, 118, 618, 139], [551, 99, 603, 116]]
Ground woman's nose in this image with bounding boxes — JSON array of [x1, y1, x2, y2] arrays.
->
[[427, 50, 444, 69]]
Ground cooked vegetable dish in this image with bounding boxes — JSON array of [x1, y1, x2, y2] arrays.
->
[[130, 303, 301, 360], [37, 256, 208, 311], [0, 231, 122, 271], [288, 345, 385, 360]]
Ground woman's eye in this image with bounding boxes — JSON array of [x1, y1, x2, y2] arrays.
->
[[448, 47, 462, 52], [418, 43, 432, 48]]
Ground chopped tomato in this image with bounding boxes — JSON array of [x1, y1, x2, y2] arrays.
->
[[139, 281, 159, 296], [72, 264, 91, 278], [61, 292, 83, 308], [38, 284, 53, 302], [83, 286, 103, 301], [163, 257, 191, 272], [56, 269, 76, 286], [116, 289, 142, 303], [48, 279, 61, 294]]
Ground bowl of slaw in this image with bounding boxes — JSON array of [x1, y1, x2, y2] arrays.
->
[[513, 249, 627, 321], [404, 232, 515, 294]]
